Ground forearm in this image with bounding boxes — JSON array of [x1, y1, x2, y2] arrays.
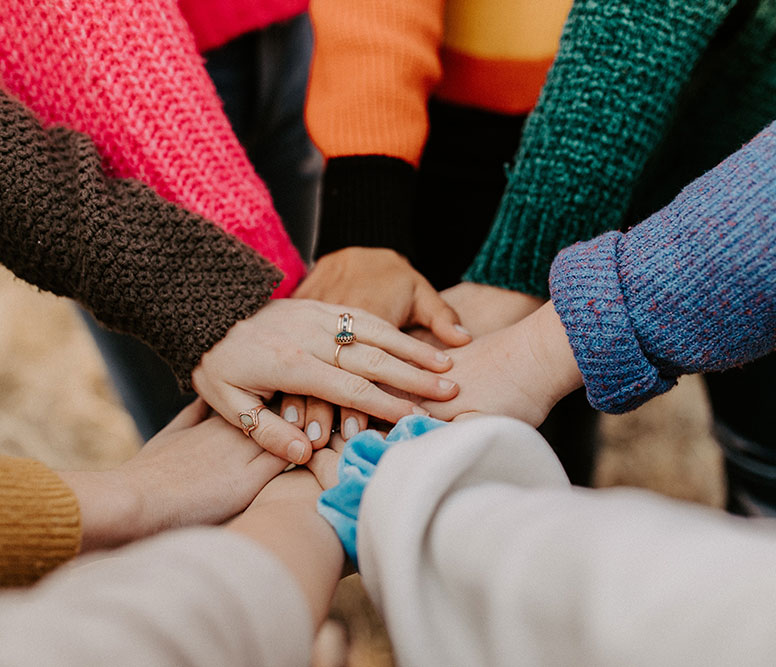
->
[[466, 0, 735, 296], [550, 121, 776, 413], [0, 0, 304, 294], [0, 89, 280, 388], [229, 472, 344, 628], [0, 529, 314, 665], [306, 0, 445, 258]]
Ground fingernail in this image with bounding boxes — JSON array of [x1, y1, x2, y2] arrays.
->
[[454, 324, 471, 336], [412, 406, 430, 416], [438, 379, 456, 391], [343, 417, 360, 440], [436, 351, 451, 363], [283, 406, 299, 422], [288, 440, 306, 464], [306, 421, 322, 441]]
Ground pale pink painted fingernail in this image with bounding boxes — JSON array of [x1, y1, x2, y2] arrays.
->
[[438, 379, 456, 391], [283, 406, 299, 422], [306, 421, 322, 441], [436, 351, 451, 363], [343, 417, 360, 440], [412, 406, 430, 416], [454, 324, 471, 336], [288, 440, 306, 463]]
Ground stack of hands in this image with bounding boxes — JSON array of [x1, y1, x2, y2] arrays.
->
[[67, 247, 583, 556]]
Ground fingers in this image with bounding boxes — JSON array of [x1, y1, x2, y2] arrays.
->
[[331, 341, 459, 402], [217, 386, 314, 464], [340, 407, 367, 441], [306, 446, 341, 490], [160, 397, 211, 433], [412, 281, 472, 348], [304, 397, 335, 449], [347, 310, 453, 372], [280, 394, 306, 429], [296, 360, 431, 424]]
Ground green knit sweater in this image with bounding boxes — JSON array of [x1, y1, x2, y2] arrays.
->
[[465, 0, 776, 297]]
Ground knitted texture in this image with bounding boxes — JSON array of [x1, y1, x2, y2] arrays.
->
[[179, 0, 307, 53], [465, 0, 738, 297], [550, 121, 776, 413], [0, 457, 81, 587], [0, 89, 281, 390], [0, 0, 304, 297]]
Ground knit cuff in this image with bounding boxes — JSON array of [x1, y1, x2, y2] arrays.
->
[[0, 457, 81, 586], [318, 416, 446, 569], [315, 156, 418, 261], [549, 232, 676, 413], [462, 188, 554, 298]]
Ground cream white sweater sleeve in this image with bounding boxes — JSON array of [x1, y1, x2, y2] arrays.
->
[[0, 528, 313, 666], [358, 417, 776, 667]]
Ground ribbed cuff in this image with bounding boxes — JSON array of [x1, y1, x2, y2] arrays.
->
[[315, 156, 418, 261], [0, 458, 81, 586], [549, 232, 676, 413]]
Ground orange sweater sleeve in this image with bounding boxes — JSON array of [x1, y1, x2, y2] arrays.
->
[[306, 0, 445, 166], [0, 457, 81, 587]]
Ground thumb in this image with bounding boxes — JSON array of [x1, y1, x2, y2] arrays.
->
[[412, 282, 471, 347]]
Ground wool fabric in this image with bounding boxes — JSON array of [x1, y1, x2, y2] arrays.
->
[[0, 88, 281, 390], [465, 0, 761, 297], [0, 457, 81, 587], [550, 121, 776, 413], [0, 0, 305, 296], [179, 0, 308, 53]]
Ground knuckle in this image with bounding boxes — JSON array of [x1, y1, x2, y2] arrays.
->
[[344, 374, 373, 401], [364, 346, 388, 372]]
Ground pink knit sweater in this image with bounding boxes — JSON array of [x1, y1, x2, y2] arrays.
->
[[180, 0, 308, 53], [0, 0, 306, 297]]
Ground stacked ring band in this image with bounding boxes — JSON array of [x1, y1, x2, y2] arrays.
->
[[335, 312, 356, 368]]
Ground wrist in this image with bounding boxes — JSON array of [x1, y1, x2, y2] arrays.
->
[[525, 302, 584, 406], [58, 469, 144, 552]]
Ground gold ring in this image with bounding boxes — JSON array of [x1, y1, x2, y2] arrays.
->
[[334, 343, 344, 368], [238, 406, 268, 437]]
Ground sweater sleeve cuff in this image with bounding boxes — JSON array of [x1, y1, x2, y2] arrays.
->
[[315, 156, 418, 261], [317, 416, 446, 569], [0, 457, 81, 586], [549, 232, 676, 413]]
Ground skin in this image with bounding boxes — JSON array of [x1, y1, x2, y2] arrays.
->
[[290, 247, 473, 444], [422, 302, 583, 425], [192, 299, 458, 465], [59, 399, 289, 552]]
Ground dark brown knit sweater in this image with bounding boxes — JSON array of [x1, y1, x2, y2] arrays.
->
[[0, 88, 283, 390]]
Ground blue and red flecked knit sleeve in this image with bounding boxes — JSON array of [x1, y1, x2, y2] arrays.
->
[[549, 121, 776, 414]]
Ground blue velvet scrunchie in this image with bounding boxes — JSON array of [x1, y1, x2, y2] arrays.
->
[[318, 415, 446, 569]]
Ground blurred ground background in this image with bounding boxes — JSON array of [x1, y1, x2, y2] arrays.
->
[[0, 265, 725, 665]]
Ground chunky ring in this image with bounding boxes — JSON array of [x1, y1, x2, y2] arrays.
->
[[334, 313, 356, 368], [238, 406, 268, 437]]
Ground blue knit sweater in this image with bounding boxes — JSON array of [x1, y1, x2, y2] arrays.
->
[[550, 120, 776, 414]]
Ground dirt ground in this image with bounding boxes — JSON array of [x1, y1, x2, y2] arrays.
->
[[0, 266, 725, 665]]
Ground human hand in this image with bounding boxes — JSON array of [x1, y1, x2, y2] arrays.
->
[[294, 248, 472, 347], [60, 399, 288, 552], [192, 299, 459, 465], [440, 282, 545, 338], [421, 303, 583, 425]]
